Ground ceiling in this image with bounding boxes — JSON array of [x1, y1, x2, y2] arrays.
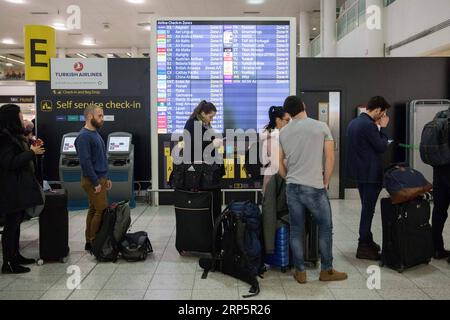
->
[[0, 0, 338, 48], [0, 0, 347, 65]]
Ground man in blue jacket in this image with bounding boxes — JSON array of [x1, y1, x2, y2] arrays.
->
[[346, 96, 390, 260], [75, 105, 112, 252]]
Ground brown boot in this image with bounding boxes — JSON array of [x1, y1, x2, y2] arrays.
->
[[319, 269, 348, 282], [293, 270, 307, 284]]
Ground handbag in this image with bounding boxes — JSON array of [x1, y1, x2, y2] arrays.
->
[[25, 182, 45, 218]]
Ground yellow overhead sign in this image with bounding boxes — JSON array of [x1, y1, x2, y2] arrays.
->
[[24, 25, 56, 81]]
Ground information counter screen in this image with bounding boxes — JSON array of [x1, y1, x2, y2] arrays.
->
[[62, 137, 77, 154], [108, 136, 131, 153]]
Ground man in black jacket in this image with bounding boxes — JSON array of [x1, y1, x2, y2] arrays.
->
[[346, 96, 391, 260], [432, 115, 450, 260]]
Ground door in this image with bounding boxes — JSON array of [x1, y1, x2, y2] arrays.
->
[[300, 91, 341, 199]]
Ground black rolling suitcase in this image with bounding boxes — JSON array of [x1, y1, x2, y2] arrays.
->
[[304, 213, 319, 267], [380, 197, 433, 273], [174, 190, 217, 254], [39, 189, 70, 262]]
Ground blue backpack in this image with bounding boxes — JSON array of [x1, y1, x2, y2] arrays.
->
[[199, 201, 265, 298], [384, 163, 432, 204]]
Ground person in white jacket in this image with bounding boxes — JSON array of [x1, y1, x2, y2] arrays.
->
[[260, 106, 291, 194]]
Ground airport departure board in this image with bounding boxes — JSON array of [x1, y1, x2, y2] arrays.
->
[[156, 20, 291, 133]]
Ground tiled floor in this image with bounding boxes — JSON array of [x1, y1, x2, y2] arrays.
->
[[1, 200, 450, 300]]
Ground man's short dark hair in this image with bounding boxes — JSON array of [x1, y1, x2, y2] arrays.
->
[[283, 96, 305, 117], [367, 96, 391, 112]]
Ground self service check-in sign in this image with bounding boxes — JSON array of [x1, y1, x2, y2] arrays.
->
[[51, 58, 108, 90]]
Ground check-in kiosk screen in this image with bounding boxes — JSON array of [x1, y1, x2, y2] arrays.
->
[[108, 137, 131, 153], [62, 137, 77, 154], [156, 20, 291, 133]]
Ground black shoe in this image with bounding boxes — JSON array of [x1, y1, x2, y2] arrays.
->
[[434, 249, 450, 260], [370, 241, 381, 253], [356, 243, 381, 261], [16, 254, 36, 265], [85, 242, 92, 252], [2, 262, 31, 274]]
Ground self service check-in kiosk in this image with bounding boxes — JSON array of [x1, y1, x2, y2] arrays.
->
[[59, 132, 88, 210], [107, 132, 135, 207]]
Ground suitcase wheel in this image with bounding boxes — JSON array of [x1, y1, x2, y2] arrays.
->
[[281, 267, 287, 273], [60, 257, 68, 264], [178, 250, 189, 256], [397, 266, 405, 273], [37, 259, 44, 266]]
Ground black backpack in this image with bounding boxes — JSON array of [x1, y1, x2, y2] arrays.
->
[[169, 163, 224, 191], [92, 202, 131, 262], [120, 231, 153, 262], [420, 109, 450, 167], [199, 201, 265, 298]]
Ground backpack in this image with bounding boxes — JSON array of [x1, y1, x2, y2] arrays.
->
[[199, 201, 265, 298], [169, 163, 224, 191], [420, 109, 450, 167], [384, 163, 432, 204], [120, 231, 153, 262], [92, 201, 131, 262]]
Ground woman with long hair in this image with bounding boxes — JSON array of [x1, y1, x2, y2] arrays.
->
[[261, 106, 291, 193], [0, 104, 45, 273], [184, 100, 220, 163]]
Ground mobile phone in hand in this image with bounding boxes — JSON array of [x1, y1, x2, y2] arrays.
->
[[33, 138, 43, 147]]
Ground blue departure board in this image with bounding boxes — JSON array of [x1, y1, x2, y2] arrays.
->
[[156, 20, 291, 134]]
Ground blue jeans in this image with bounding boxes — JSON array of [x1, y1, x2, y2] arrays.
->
[[286, 184, 333, 272], [357, 183, 382, 245]]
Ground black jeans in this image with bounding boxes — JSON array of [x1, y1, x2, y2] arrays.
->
[[357, 183, 382, 245], [432, 174, 450, 252], [1, 211, 24, 264]]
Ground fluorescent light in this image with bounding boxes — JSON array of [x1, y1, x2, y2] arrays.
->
[[76, 53, 87, 58], [312, 27, 317, 31], [126, 0, 145, 4], [2, 38, 15, 45], [106, 53, 115, 58], [247, 0, 264, 4], [81, 38, 96, 46], [0, 55, 25, 65], [52, 22, 67, 31], [145, 25, 151, 31], [126, 52, 132, 57], [5, 63, 13, 67], [5, 0, 26, 4]]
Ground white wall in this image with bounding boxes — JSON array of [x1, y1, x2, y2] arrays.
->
[[0, 81, 35, 96], [336, 24, 368, 57], [385, 0, 450, 56], [334, 0, 450, 57]]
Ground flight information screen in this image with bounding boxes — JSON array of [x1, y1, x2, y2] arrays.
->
[[156, 20, 291, 134]]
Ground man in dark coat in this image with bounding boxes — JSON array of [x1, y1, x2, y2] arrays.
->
[[346, 96, 391, 261]]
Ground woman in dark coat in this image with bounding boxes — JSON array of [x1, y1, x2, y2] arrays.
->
[[0, 104, 45, 274]]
